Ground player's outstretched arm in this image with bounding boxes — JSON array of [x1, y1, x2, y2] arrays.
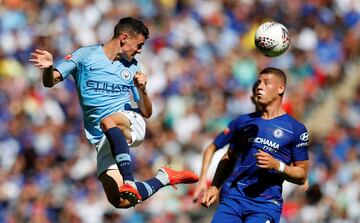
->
[[255, 150, 309, 185], [29, 49, 62, 87], [134, 71, 152, 118], [193, 143, 217, 203]]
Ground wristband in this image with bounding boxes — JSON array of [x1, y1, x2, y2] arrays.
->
[[278, 161, 285, 172]]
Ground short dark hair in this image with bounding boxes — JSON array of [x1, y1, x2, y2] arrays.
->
[[113, 17, 149, 39], [259, 67, 286, 85]]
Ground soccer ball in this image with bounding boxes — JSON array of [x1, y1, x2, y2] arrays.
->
[[254, 21, 290, 57]]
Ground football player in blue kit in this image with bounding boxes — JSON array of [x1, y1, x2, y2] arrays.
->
[[30, 17, 198, 208], [201, 67, 309, 223]]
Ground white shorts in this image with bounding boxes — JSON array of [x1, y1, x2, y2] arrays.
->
[[95, 110, 146, 178]]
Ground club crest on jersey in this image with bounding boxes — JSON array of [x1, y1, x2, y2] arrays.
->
[[120, 69, 131, 81], [273, 128, 284, 138]]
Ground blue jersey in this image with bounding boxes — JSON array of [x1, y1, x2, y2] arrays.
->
[[55, 44, 141, 144], [219, 112, 309, 206]]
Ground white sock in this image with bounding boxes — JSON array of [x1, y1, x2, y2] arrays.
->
[[156, 169, 170, 185]]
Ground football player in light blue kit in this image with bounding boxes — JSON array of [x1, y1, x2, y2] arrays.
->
[[30, 17, 198, 208], [201, 68, 309, 223]]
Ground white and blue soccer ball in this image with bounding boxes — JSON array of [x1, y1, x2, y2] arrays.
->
[[254, 21, 290, 57]]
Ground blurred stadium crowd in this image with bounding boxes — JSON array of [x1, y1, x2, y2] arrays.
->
[[0, 0, 360, 222]]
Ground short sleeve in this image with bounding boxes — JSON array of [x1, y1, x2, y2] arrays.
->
[[214, 119, 238, 149], [55, 48, 85, 79], [291, 124, 309, 161]]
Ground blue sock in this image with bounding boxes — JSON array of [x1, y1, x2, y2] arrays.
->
[[105, 127, 134, 182], [135, 178, 165, 201]]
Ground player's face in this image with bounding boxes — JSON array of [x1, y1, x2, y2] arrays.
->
[[256, 73, 284, 105], [120, 34, 145, 61]]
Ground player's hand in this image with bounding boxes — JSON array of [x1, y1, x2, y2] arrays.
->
[[201, 186, 219, 208], [193, 177, 208, 203], [300, 179, 309, 191], [134, 71, 147, 92], [255, 149, 278, 170], [29, 49, 53, 68]]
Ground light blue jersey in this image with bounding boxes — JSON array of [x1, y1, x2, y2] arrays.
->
[[55, 44, 140, 144]]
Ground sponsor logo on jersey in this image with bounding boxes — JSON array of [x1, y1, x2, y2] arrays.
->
[[273, 128, 284, 138], [296, 142, 308, 148], [86, 80, 131, 94], [248, 137, 279, 150], [64, 54, 72, 60], [120, 69, 131, 81], [300, 132, 308, 141]]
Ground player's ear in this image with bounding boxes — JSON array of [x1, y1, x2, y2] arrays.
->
[[119, 34, 128, 46], [278, 83, 285, 96]]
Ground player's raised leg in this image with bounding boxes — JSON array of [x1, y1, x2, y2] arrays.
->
[[99, 112, 199, 207], [99, 166, 199, 208], [100, 113, 142, 205], [132, 167, 199, 202]]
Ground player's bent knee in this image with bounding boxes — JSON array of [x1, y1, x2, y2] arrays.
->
[[100, 116, 116, 131], [100, 113, 129, 132]]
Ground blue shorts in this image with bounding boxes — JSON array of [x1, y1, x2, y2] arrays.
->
[[211, 197, 281, 223]]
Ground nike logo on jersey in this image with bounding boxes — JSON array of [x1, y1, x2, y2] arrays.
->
[[89, 67, 104, 71], [243, 126, 252, 132]]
